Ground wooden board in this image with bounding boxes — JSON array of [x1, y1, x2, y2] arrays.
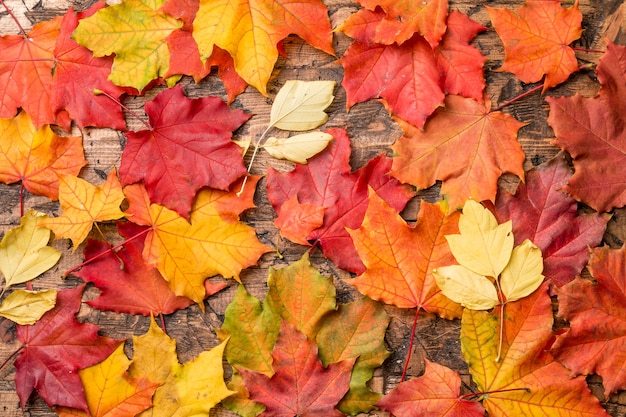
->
[[1, 0, 626, 415]]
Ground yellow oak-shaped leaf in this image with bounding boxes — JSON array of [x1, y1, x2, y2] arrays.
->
[[57, 344, 159, 417], [193, 0, 334, 95], [269, 80, 335, 131], [41, 169, 126, 251], [500, 239, 544, 302], [124, 178, 271, 307], [0, 289, 56, 325], [264, 132, 333, 164], [0, 111, 86, 200], [72, 0, 182, 91], [0, 210, 61, 289], [129, 317, 235, 417], [433, 265, 499, 310], [446, 199, 513, 278]]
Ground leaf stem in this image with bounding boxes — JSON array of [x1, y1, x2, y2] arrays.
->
[[491, 83, 544, 112], [494, 278, 505, 363], [459, 387, 530, 400], [159, 313, 167, 335], [0, 344, 24, 372], [0, 0, 27, 37], [64, 226, 149, 277], [93, 89, 151, 130], [19, 183, 24, 218], [237, 125, 273, 196], [572, 47, 605, 54], [400, 307, 420, 382]]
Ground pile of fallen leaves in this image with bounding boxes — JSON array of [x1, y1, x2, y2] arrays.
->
[[0, 0, 625, 416]]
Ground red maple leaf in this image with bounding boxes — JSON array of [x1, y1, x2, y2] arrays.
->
[[162, 0, 247, 103], [14, 285, 120, 412], [119, 84, 249, 218], [239, 321, 356, 417], [266, 128, 414, 273], [72, 222, 228, 316], [548, 41, 626, 212], [377, 359, 485, 417], [494, 153, 608, 287], [552, 246, 626, 396]]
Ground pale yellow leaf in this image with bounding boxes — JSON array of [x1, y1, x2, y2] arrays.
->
[[446, 199, 513, 277], [0, 289, 56, 325], [0, 210, 61, 288], [500, 239, 544, 302], [269, 80, 335, 131], [263, 132, 333, 164], [433, 265, 499, 310]]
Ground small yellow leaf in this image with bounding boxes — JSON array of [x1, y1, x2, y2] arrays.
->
[[446, 200, 513, 278], [270, 80, 335, 131], [0, 210, 61, 288], [0, 289, 56, 325], [434, 265, 499, 310], [500, 239, 544, 302], [264, 132, 333, 164], [233, 139, 252, 156]]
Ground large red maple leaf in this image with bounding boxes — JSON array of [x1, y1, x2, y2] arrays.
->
[[239, 322, 356, 417], [119, 84, 249, 218], [552, 246, 626, 396], [494, 154, 608, 287], [548, 41, 626, 212], [267, 128, 414, 273], [14, 286, 120, 412]]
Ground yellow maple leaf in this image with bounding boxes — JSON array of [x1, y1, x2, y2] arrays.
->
[[0, 111, 86, 200], [0, 210, 61, 291], [41, 169, 126, 251], [124, 178, 271, 307], [72, 0, 182, 91], [193, 0, 334, 95], [129, 317, 235, 417], [56, 344, 159, 417]]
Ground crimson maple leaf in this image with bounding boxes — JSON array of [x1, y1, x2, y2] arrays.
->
[[119, 84, 249, 218], [494, 153, 608, 287], [552, 246, 626, 396], [14, 285, 120, 412], [239, 321, 356, 417], [548, 41, 626, 212], [72, 222, 227, 316], [267, 128, 414, 273]]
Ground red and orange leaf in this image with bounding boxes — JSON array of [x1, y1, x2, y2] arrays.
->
[[124, 178, 270, 307], [0, 111, 86, 200], [239, 322, 356, 417], [552, 246, 626, 396], [390, 95, 526, 210], [547, 41, 626, 212], [41, 169, 126, 250], [494, 153, 608, 287], [339, 0, 448, 47], [348, 190, 462, 318], [377, 359, 485, 417], [14, 285, 120, 412], [435, 11, 487, 100], [0, 18, 59, 127], [487, 0, 582, 91], [273, 195, 325, 245], [340, 34, 443, 128], [461, 282, 609, 417], [73, 222, 227, 316], [163, 0, 247, 102], [267, 128, 413, 273], [56, 345, 158, 417], [193, 0, 334, 95], [119, 85, 249, 218], [51, 2, 128, 131]]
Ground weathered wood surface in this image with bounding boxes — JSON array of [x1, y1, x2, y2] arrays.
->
[[1, 0, 626, 415]]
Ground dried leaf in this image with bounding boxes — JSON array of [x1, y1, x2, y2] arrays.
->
[[433, 265, 499, 310], [269, 80, 335, 131], [500, 239, 544, 302], [264, 132, 333, 164], [0, 289, 56, 325]]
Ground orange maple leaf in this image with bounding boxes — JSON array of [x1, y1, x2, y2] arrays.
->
[[487, 0, 582, 91], [192, 0, 334, 95], [124, 178, 271, 307], [41, 169, 126, 250], [0, 111, 86, 200], [347, 190, 462, 319], [390, 95, 526, 210]]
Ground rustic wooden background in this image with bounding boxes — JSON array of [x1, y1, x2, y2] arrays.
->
[[1, 0, 626, 415]]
